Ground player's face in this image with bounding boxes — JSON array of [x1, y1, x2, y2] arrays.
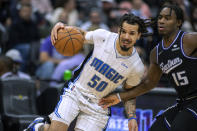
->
[[157, 7, 181, 36], [119, 22, 141, 51]]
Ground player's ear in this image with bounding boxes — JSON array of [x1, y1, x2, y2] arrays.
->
[[177, 19, 182, 28], [118, 28, 121, 33]]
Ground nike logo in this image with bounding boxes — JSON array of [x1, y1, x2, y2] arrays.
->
[[171, 47, 180, 51]]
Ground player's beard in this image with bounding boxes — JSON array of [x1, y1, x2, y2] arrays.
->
[[118, 33, 131, 52], [120, 45, 131, 51]]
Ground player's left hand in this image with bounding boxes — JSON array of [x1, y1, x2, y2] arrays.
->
[[99, 93, 120, 109], [128, 119, 138, 131], [51, 22, 66, 45]]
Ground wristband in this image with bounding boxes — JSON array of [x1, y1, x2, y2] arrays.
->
[[116, 93, 122, 102], [128, 112, 136, 117], [128, 117, 137, 121]]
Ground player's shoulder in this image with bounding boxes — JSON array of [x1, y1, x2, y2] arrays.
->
[[93, 29, 111, 36], [183, 32, 197, 48], [91, 29, 113, 41], [129, 48, 144, 69], [131, 48, 142, 60]]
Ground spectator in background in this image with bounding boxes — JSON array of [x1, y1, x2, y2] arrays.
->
[[108, 18, 119, 33], [81, 8, 109, 55], [9, 0, 52, 39], [10, 0, 37, 25], [118, 0, 132, 16], [5, 49, 31, 80], [36, 34, 85, 84], [48, 0, 78, 26], [182, 0, 197, 32], [0, 22, 8, 54], [0, 0, 11, 53], [0, 53, 31, 80], [31, 0, 53, 16], [101, 0, 116, 26], [191, 6, 197, 31], [107, 0, 132, 33], [35, 35, 66, 80], [130, 0, 153, 58], [63, 0, 78, 26], [50, 53, 85, 87], [8, 3, 40, 71], [131, 0, 151, 19], [80, 8, 109, 31], [0, 55, 13, 79]]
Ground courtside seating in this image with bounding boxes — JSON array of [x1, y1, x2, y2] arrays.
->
[[36, 80, 59, 116], [0, 78, 39, 131]]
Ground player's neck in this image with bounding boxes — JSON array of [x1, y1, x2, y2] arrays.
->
[[116, 39, 134, 56], [163, 30, 180, 47]]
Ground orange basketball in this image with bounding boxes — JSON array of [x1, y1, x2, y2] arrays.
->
[[54, 26, 84, 56]]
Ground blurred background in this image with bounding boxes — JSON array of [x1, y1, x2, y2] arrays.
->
[[0, 0, 197, 130]]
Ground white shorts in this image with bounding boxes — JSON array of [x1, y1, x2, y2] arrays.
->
[[50, 85, 110, 131]]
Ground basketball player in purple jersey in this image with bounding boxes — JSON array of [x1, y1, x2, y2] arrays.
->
[[99, 4, 197, 131]]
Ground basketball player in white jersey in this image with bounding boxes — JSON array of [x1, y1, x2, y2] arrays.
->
[[25, 13, 150, 131]]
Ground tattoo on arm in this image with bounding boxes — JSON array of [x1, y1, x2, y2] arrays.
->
[[38, 125, 44, 131], [124, 98, 136, 118]]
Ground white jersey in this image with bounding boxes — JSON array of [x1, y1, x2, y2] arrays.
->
[[68, 29, 144, 99]]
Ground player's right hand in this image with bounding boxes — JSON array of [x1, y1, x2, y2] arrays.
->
[[128, 119, 138, 131], [99, 93, 121, 109], [51, 22, 66, 45]]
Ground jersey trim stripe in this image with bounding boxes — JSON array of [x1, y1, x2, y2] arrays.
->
[[162, 30, 181, 50], [73, 55, 92, 84], [187, 108, 197, 119], [54, 96, 63, 118], [63, 50, 94, 89], [164, 117, 171, 129]]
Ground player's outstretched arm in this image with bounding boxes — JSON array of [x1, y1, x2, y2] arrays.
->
[[99, 47, 163, 108], [124, 98, 138, 131], [183, 32, 197, 53], [99, 93, 120, 109], [99, 82, 135, 109], [119, 48, 163, 101]]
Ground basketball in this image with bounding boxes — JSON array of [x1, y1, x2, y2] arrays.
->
[[54, 26, 84, 56]]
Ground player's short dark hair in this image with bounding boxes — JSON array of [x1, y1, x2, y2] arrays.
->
[[119, 13, 150, 37], [159, 4, 184, 28]]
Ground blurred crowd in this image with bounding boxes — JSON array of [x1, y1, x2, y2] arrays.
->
[[0, 0, 197, 88]]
